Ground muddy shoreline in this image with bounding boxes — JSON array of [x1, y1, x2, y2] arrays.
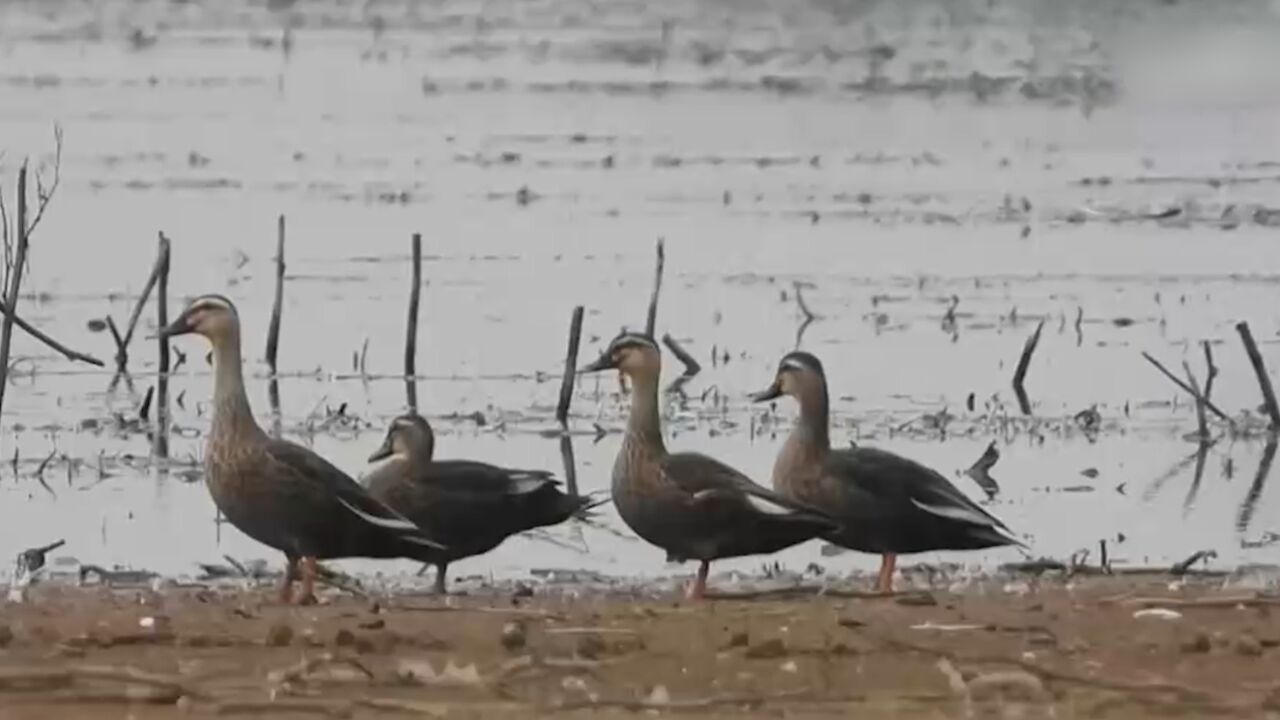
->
[[2, 574, 1279, 719]]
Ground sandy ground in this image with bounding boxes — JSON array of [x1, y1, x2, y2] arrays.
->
[[0, 574, 1278, 719]]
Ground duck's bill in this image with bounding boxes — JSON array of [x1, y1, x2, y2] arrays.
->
[[577, 354, 616, 374], [367, 434, 395, 463], [748, 382, 782, 402], [156, 312, 194, 339]]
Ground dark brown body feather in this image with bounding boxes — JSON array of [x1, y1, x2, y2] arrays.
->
[[613, 437, 837, 563], [207, 435, 442, 561], [774, 444, 1017, 554], [363, 457, 599, 565]]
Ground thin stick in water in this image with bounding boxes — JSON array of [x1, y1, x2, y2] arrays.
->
[[265, 214, 286, 375], [559, 433, 578, 497], [644, 237, 664, 338], [1011, 320, 1044, 416], [404, 232, 422, 411], [555, 305, 585, 428], [1235, 321, 1280, 428], [154, 233, 171, 459]]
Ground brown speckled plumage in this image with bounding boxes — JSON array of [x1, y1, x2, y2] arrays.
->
[[581, 332, 836, 599], [361, 413, 603, 593], [161, 294, 444, 604]]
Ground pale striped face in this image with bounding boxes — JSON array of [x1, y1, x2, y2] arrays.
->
[[579, 331, 660, 376], [160, 294, 239, 340], [774, 351, 825, 398]]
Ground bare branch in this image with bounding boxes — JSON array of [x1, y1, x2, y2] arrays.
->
[[23, 125, 62, 239], [0, 299, 104, 366]]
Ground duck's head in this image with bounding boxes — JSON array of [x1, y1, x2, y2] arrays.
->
[[578, 331, 660, 379], [158, 294, 240, 344], [750, 351, 826, 403], [369, 413, 435, 463]]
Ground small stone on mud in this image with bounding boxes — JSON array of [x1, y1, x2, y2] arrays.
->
[[0, 625, 12, 648], [264, 622, 293, 647], [896, 593, 938, 607], [726, 631, 749, 648], [333, 628, 356, 647], [1180, 632, 1211, 654], [576, 634, 606, 659], [745, 637, 787, 659], [1235, 634, 1263, 657], [500, 621, 526, 652], [359, 618, 385, 630]]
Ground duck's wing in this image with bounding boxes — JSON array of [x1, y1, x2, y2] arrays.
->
[[263, 439, 446, 550], [414, 460, 561, 497], [664, 452, 835, 522], [831, 446, 1019, 539]]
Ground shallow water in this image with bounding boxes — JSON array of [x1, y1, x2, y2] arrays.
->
[[1, 0, 1279, 582]]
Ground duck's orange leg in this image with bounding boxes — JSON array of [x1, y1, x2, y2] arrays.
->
[[876, 553, 897, 593], [296, 556, 318, 605], [278, 555, 298, 604], [686, 560, 710, 600]]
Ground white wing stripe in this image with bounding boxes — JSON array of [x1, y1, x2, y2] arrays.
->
[[911, 498, 995, 527], [747, 494, 793, 515], [336, 496, 419, 531]]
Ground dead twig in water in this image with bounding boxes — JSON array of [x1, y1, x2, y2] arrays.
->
[[555, 305, 585, 428], [1140, 352, 1235, 428], [1170, 548, 1217, 575], [1011, 320, 1044, 415], [1236, 321, 1280, 428], [644, 238, 664, 338], [404, 232, 422, 411]]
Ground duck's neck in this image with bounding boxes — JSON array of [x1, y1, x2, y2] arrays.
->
[[623, 371, 666, 454], [787, 380, 832, 456], [209, 332, 264, 443]]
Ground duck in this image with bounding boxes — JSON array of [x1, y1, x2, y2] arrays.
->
[[751, 351, 1023, 593], [159, 294, 446, 604], [579, 332, 837, 599], [362, 413, 604, 594]]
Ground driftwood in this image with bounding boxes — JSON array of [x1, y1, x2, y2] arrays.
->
[[1011, 320, 1044, 415], [661, 333, 702, 393]]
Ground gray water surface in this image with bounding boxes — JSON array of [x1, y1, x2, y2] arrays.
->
[[2, 0, 1279, 582]]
